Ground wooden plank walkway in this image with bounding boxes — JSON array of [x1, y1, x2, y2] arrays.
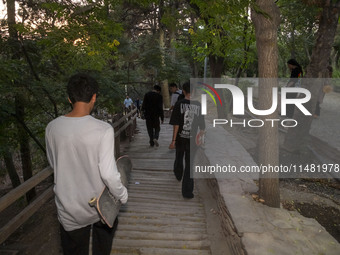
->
[[111, 118, 212, 255]]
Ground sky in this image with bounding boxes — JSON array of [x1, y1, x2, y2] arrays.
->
[[0, 2, 6, 19]]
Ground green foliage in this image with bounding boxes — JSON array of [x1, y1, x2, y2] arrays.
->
[[0, 0, 128, 176], [277, 0, 319, 76], [188, 0, 256, 76], [1, 0, 335, 182]]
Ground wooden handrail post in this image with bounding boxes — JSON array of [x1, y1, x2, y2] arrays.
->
[[133, 108, 137, 133], [127, 108, 132, 142]]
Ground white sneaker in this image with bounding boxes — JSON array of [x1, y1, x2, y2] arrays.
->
[[153, 139, 159, 147]]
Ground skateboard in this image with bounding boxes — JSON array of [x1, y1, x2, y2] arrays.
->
[[89, 155, 132, 228]]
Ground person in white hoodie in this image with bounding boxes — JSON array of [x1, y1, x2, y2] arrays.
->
[[45, 73, 128, 255]]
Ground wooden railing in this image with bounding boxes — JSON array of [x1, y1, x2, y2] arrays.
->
[[0, 109, 138, 244]]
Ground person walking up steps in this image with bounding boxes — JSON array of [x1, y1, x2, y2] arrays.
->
[[123, 95, 133, 114], [286, 59, 303, 118], [142, 85, 164, 147], [45, 73, 128, 255], [169, 83, 182, 111], [169, 82, 205, 199]]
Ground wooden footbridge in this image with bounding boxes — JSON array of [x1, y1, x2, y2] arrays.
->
[[110, 118, 212, 254], [0, 110, 233, 254]]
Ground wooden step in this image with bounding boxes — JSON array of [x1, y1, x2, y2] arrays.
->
[[105, 119, 212, 254]]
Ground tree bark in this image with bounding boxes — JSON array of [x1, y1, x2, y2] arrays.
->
[[159, 0, 171, 109], [3, 151, 21, 188], [7, 0, 36, 202], [209, 55, 227, 119], [251, 0, 281, 208], [16, 96, 36, 202], [283, 1, 340, 151]]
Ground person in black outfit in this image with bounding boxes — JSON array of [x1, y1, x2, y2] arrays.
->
[[169, 82, 205, 199], [286, 59, 303, 118], [142, 85, 164, 147], [135, 98, 141, 117]]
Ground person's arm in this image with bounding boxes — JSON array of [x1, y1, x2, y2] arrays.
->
[[98, 127, 128, 204], [170, 94, 179, 110], [159, 95, 164, 123], [141, 94, 147, 112], [169, 125, 179, 149], [169, 102, 180, 149]]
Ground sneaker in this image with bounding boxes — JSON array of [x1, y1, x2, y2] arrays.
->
[[153, 139, 159, 147], [183, 193, 194, 199], [174, 170, 182, 181]]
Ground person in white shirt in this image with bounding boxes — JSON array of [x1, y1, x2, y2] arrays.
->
[[45, 73, 128, 255], [123, 95, 133, 114], [169, 83, 182, 110]]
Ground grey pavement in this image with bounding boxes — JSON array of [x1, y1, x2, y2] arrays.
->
[[199, 121, 340, 255], [310, 92, 340, 151]]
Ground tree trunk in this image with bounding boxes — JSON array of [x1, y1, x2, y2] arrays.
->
[[7, 0, 36, 202], [159, 0, 171, 109], [251, 0, 281, 208], [290, 25, 296, 59], [209, 55, 226, 119], [283, 1, 340, 152], [209, 55, 224, 78], [7, 0, 19, 56], [16, 96, 36, 202], [3, 151, 21, 188]]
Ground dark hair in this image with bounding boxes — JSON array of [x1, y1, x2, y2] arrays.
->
[[182, 81, 193, 94], [287, 59, 298, 66], [169, 83, 177, 88], [67, 73, 98, 104], [153, 85, 161, 92], [287, 59, 303, 76], [327, 66, 333, 73]]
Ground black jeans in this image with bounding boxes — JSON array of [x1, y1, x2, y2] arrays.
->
[[60, 218, 118, 255], [286, 92, 297, 118], [174, 138, 197, 197], [146, 118, 160, 146]]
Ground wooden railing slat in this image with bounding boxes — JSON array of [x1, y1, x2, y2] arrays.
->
[[112, 108, 137, 129], [0, 186, 54, 244], [115, 115, 137, 138], [0, 167, 53, 213], [0, 108, 138, 245]]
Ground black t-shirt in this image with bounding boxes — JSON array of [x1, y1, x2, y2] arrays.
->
[[169, 99, 205, 139], [288, 67, 303, 87], [177, 93, 185, 102], [142, 91, 164, 121]]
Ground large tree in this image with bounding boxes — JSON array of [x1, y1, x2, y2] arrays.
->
[[6, 0, 36, 201], [284, 0, 340, 152], [251, 0, 281, 208]]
